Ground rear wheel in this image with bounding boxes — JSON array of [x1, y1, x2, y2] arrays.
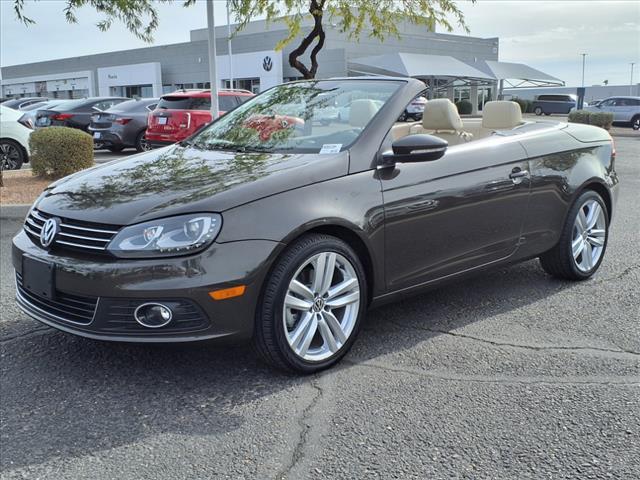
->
[[135, 131, 152, 152], [253, 234, 367, 373], [539, 190, 609, 280], [0, 140, 25, 170], [534, 107, 543, 116], [631, 115, 640, 131]]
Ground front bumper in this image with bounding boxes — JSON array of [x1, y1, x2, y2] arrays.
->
[[12, 230, 282, 343]]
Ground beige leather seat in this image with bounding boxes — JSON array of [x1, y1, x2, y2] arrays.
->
[[409, 98, 472, 145], [482, 101, 523, 130], [349, 99, 380, 128]]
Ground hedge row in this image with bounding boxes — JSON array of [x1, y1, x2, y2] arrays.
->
[[29, 127, 94, 179], [568, 110, 614, 130]]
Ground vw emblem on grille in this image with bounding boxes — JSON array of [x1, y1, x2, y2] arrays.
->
[[262, 56, 273, 72], [40, 217, 60, 248]]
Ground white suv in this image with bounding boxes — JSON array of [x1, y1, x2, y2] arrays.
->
[[583, 96, 640, 130], [0, 105, 32, 170]]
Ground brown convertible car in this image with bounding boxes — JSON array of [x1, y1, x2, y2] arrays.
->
[[13, 78, 618, 372]]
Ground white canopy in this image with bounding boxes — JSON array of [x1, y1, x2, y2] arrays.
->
[[348, 52, 495, 81], [473, 60, 564, 87]]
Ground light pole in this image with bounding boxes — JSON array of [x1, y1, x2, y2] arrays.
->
[[580, 53, 587, 87], [631, 62, 636, 95], [226, 1, 234, 90], [206, 0, 219, 118]]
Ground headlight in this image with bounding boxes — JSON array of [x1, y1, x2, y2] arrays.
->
[[108, 213, 222, 258]]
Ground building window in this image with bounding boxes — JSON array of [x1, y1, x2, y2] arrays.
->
[[222, 78, 260, 93]]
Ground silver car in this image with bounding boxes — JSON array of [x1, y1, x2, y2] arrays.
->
[[583, 96, 640, 130]]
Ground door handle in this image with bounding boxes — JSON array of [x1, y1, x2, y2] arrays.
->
[[509, 169, 529, 179]]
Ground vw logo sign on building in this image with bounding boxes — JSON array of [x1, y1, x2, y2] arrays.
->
[[262, 56, 273, 72], [40, 217, 60, 248]]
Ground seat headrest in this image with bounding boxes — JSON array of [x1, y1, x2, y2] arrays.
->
[[349, 99, 379, 128], [422, 98, 463, 131], [482, 101, 523, 129]]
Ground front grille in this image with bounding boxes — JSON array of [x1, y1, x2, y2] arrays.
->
[[16, 273, 98, 325], [24, 209, 120, 255]]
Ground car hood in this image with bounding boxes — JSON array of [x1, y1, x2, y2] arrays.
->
[[37, 144, 349, 225]]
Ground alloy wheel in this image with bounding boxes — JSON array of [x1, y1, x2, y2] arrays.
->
[[0, 143, 21, 170], [572, 199, 606, 272], [282, 251, 360, 362], [633, 117, 640, 131], [139, 135, 152, 151]]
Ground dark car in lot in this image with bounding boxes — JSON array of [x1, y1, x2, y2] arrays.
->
[[531, 94, 577, 116], [2, 96, 50, 110], [13, 78, 618, 373], [35, 97, 129, 131], [145, 89, 254, 147], [88, 98, 159, 152]]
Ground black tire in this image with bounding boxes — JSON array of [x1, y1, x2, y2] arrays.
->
[[0, 139, 25, 170], [534, 107, 543, 116], [398, 112, 407, 122], [253, 233, 368, 373], [135, 131, 152, 152], [539, 190, 609, 281], [107, 145, 124, 153], [631, 115, 640, 131]]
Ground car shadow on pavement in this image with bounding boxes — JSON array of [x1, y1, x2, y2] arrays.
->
[[0, 259, 574, 470]]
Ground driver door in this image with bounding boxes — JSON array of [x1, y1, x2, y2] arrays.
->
[[380, 137, 531, 292]]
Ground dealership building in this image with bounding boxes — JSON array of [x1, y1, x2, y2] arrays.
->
[[0, 16, 562, 112]]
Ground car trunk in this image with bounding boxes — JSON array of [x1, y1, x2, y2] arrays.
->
[[35, 110, 72, 127], [147, 109, 198, 136]]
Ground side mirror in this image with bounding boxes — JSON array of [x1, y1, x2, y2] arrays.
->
[[381, 134, 448, 167]]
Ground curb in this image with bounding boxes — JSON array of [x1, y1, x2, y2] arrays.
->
[[0, 204, 30, 219]]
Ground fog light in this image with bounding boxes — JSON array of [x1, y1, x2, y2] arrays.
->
[[134, 303, 173, 328]]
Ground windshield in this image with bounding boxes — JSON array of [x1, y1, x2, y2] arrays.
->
[[190, 80, 402, 154]]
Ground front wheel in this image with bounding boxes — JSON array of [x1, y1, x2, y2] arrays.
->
[[253, 234, 367, 373], [0, 140, 25, 170], [631, 116, 640, 131], [539, 190, 609, 280], [534, 107, 543, 116]]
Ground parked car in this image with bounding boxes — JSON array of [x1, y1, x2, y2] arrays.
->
[[13, 78, 618, 373], [531, 94, 577, 116], [582, 96, 640, 130], [398, 95, 427, 121], [146, 89, 254, 147], [17, 100, 74, 129], [88, 98, 159, 152], [1, 97, 50, 111], [0, 105, 32, 170], [35, 97, 129, 131]]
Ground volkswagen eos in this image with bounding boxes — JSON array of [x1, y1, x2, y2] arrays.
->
[[13, 78, 618, 372]]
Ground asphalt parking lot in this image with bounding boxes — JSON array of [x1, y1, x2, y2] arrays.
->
[[1, 137, 638, 479]]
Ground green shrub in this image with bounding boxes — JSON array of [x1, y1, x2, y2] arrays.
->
[[588, 111, 614, 130], [513, 98, 527, 114], [568, 110, 614, 130], [30, 127, 94, 179], [455, 100, 473, 115], [512, 98, 533, 114], [568, 110, 590, 125]]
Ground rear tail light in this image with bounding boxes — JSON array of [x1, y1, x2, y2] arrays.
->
[[18, 114, 34, 130], [52, 113, 73, 121], [114, 118, 132, 125]]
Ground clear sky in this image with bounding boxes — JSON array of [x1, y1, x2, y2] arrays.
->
[[1, 0, 638, 87]]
